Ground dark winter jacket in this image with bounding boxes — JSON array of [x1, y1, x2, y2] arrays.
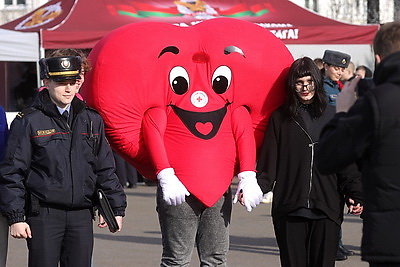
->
[[257, 104, 362, 226], [0, 89, 126, 225], [318, 51, 400, 263]]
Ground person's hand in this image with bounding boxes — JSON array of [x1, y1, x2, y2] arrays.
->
[[115, 216, 123, 232], [263, 191, 273, 204], [97, 215, 123, 232], [233, 171, 263, 212], [336, 76, 360, 113], [10, 222, 32, 239], [157, 168, 190, 206], [97, 214, 107, 229], [348, 198, 363, 215]]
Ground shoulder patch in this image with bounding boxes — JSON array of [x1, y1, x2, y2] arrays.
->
[[16, 107, 36, 119], [16, 112, 24, 119]]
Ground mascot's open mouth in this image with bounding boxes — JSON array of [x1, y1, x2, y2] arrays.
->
[[170, 103, 229, 140]]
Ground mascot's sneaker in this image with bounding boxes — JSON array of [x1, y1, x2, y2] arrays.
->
[[262, 191, 273, 203]]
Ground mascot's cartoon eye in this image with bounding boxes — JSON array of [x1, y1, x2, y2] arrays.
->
[[212, 66, 231, 94], [169, 66, 189, 95]]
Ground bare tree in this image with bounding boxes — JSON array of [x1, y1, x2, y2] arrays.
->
[[304, 0, 319, 12], [394, 0, 400, 21], [327, 0, 366, 24], [313, 0, 319, 12], [367, 0, 380, 23]]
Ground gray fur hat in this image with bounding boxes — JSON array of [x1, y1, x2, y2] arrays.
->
[[322, 50, 351, 68]]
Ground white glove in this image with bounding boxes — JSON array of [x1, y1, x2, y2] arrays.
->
[[157, 168, 190, 206], [233, 171, 263, 212]]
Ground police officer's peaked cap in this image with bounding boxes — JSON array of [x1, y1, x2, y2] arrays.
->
[[39, 56, 82, 82], [322, 50, 351, 68]]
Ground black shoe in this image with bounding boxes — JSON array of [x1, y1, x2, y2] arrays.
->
[[335, 249, 348, 261], [127, 183, 137, 189], [339, 245, 355, 256]]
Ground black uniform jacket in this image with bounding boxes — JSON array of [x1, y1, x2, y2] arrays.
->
[[318, 51, 400, 263], [257, 105, 362, 225], [0, 89, 126, 225]]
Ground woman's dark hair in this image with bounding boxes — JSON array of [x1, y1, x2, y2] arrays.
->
[[285, 57, 327, 118]]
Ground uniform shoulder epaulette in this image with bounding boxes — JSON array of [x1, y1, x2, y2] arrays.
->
[[16, 107, 36, 119]]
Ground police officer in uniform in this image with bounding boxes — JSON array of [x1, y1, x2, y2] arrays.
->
[[322, 49, 357, 261], [0, 56, 127, 267], [322, 50, 351, 106]]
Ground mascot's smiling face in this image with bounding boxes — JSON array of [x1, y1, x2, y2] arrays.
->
[[159, 45, 246, 140], [82, 18, 293, 181]]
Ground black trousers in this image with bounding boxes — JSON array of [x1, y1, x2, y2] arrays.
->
[[26, 206, 93, 267], [113, 150, 139, 186], [273, 215, 340, 267]]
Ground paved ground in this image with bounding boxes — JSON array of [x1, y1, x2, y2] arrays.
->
[[6, 182, 368, 266]]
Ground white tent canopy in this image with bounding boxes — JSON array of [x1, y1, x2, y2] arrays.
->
[[0, 29, 40, 126], [0, 28, 39, 62]]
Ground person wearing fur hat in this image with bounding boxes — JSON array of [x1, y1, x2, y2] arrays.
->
[[322, 50, 351, 106]]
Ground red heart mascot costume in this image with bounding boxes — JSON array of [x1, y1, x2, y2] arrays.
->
[[82, 18, 293, 265]]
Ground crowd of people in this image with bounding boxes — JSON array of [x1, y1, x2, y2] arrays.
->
[[0, 20, 399, 267]]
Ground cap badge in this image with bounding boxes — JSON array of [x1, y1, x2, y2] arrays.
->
[[341, 59, 347, 65], [61, 60, 71, 69]]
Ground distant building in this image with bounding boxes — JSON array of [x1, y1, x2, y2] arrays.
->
[[290, 0, 393, 24], [0, 0, 47, 25]]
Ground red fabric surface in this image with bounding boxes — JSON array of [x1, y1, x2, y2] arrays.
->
[[1, 0, 378, 49]]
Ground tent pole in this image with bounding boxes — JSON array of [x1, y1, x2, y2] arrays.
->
[[38, 29, 45, 88]]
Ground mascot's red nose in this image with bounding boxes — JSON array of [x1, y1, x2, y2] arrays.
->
[[192, 52, 210, 63]]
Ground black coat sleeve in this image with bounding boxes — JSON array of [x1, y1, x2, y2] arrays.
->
[[336, 163, 363, 206], [256, 113, 279, 194], [92, 113, 127, 217], [0, 115, 31, 224], [316, 96, 374, 174]]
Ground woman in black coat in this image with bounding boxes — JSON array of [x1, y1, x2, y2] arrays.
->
[[256, 57, 363, 267]]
